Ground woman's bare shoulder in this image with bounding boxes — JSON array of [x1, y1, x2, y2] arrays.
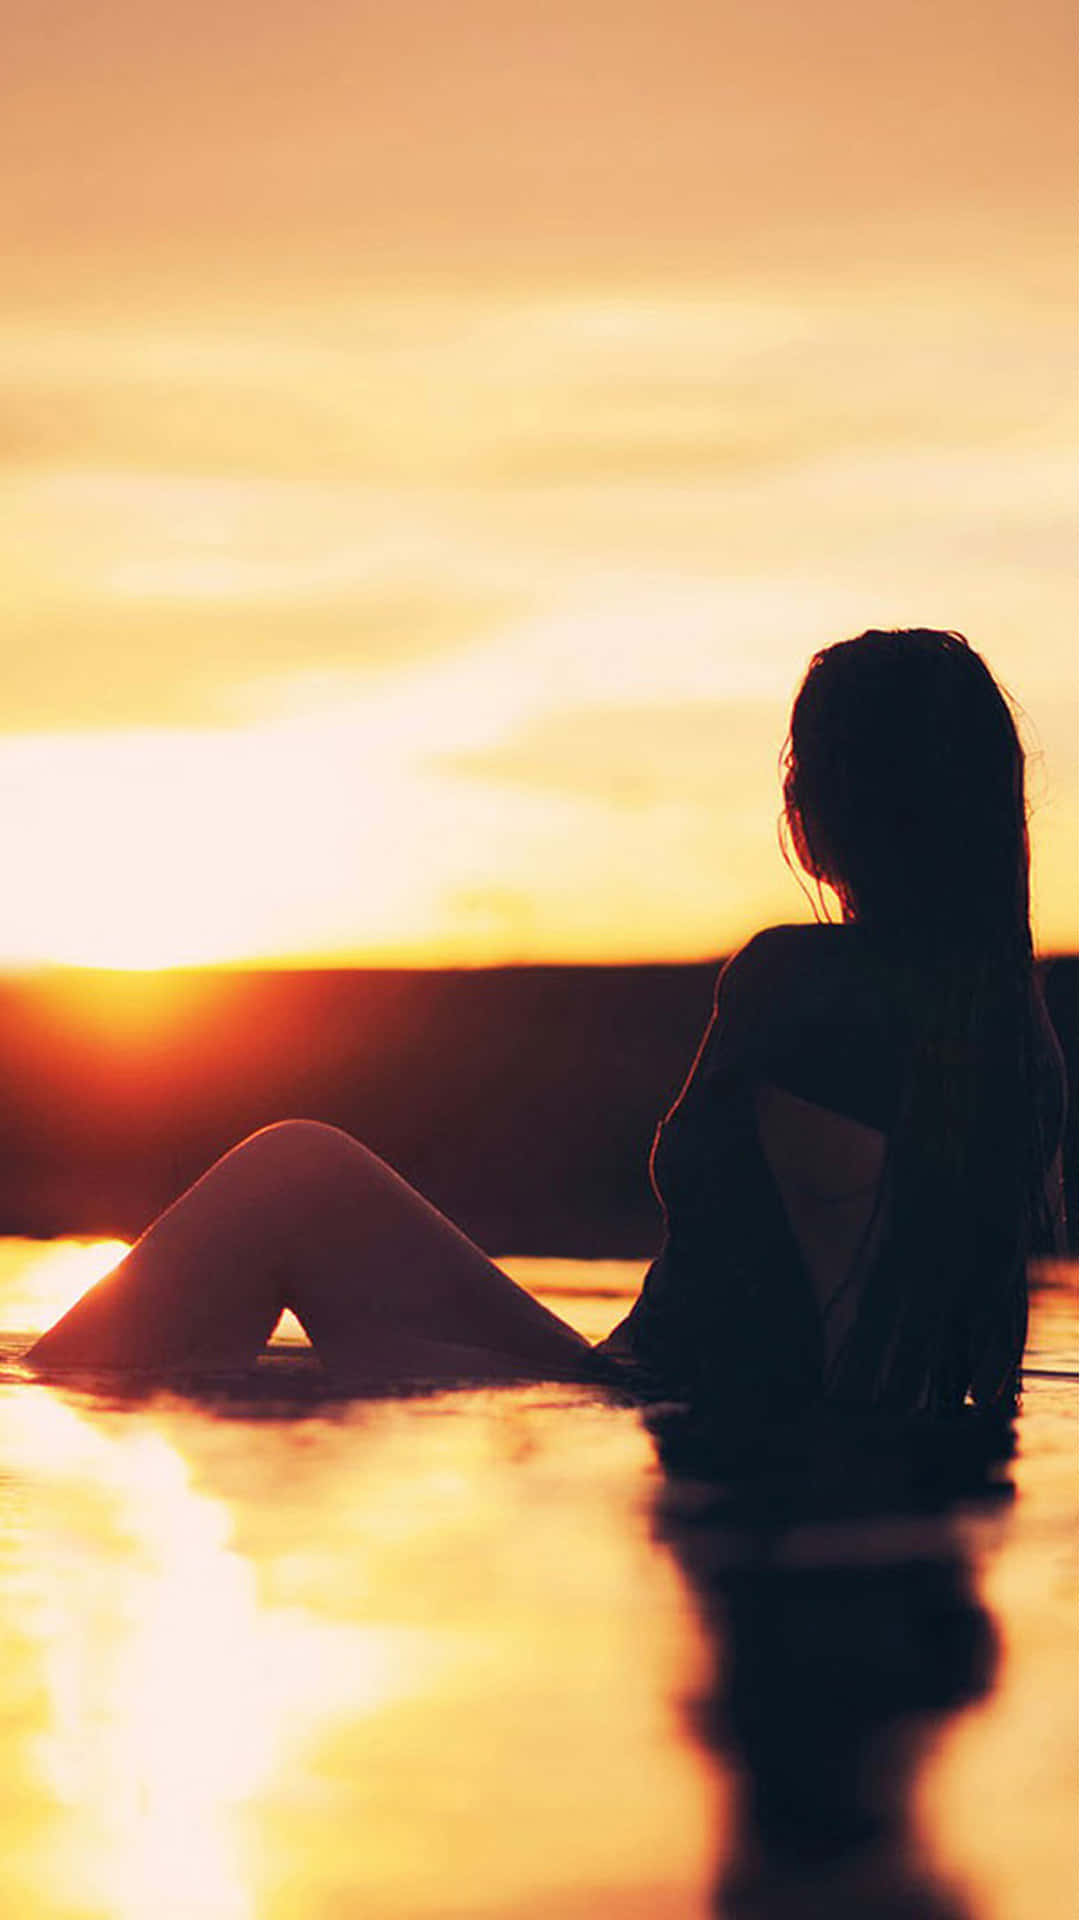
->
[[717, 923, 864, 1008], [703, 926, 893, 1091]]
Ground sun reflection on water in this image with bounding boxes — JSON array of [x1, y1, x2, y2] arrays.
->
[[0, 1389, 436, 1920], [3, 1243, 1069, 1916]]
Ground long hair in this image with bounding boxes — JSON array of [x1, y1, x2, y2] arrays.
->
[[780, 629, 1051, 1412]]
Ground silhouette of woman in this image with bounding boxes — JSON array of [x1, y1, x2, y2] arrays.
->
[[29, 630, 1066, 1411], [646, 1396, 1010, 1917]]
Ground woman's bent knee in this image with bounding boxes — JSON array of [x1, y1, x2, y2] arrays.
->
[[248, 1118, 397, 1197], [233, 1119, 369, 1185], [245, 1118, 357, 1154]]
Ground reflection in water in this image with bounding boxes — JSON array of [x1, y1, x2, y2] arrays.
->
[[0, 1390, 435, 1920], [0, 1365, 714, 1917], [0, 1249, 1071, 1918], [647, 1406, 1013, 1918]]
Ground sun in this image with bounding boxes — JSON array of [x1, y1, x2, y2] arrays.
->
[[0, 718, 445, 970]]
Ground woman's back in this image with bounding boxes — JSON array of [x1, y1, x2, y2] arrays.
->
[[752, 1080, 888, 1367], [599, 923, 1066, 1412]]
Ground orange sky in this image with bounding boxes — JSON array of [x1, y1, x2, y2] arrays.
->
[[0, 0, 1075, 964]]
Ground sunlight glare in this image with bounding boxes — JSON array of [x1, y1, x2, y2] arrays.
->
[[0, 1391, 440, 1920], [0, 1238, 131, 1332]]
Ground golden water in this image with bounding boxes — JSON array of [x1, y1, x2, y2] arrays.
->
[[0, 1244, 1074, 1918]]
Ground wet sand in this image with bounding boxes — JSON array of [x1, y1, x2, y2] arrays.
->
[[0, 1245, 1074, 1919]]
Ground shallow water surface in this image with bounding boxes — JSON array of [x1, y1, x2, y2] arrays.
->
[[0, 1244, 1074, 1919]]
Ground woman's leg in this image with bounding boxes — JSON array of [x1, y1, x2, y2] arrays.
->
[[27, 1120, 593, 1381]]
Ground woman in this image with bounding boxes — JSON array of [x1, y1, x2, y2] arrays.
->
[[29, 629, 1066, 1413]]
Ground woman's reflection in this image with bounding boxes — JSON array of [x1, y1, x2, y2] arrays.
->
[[648, 1405, 1012, 1918]]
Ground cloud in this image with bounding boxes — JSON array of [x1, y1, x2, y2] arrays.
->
[[2, 0, 1072, 292], [440, 697, 784, 810], [0, 282, 1071, 955]]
